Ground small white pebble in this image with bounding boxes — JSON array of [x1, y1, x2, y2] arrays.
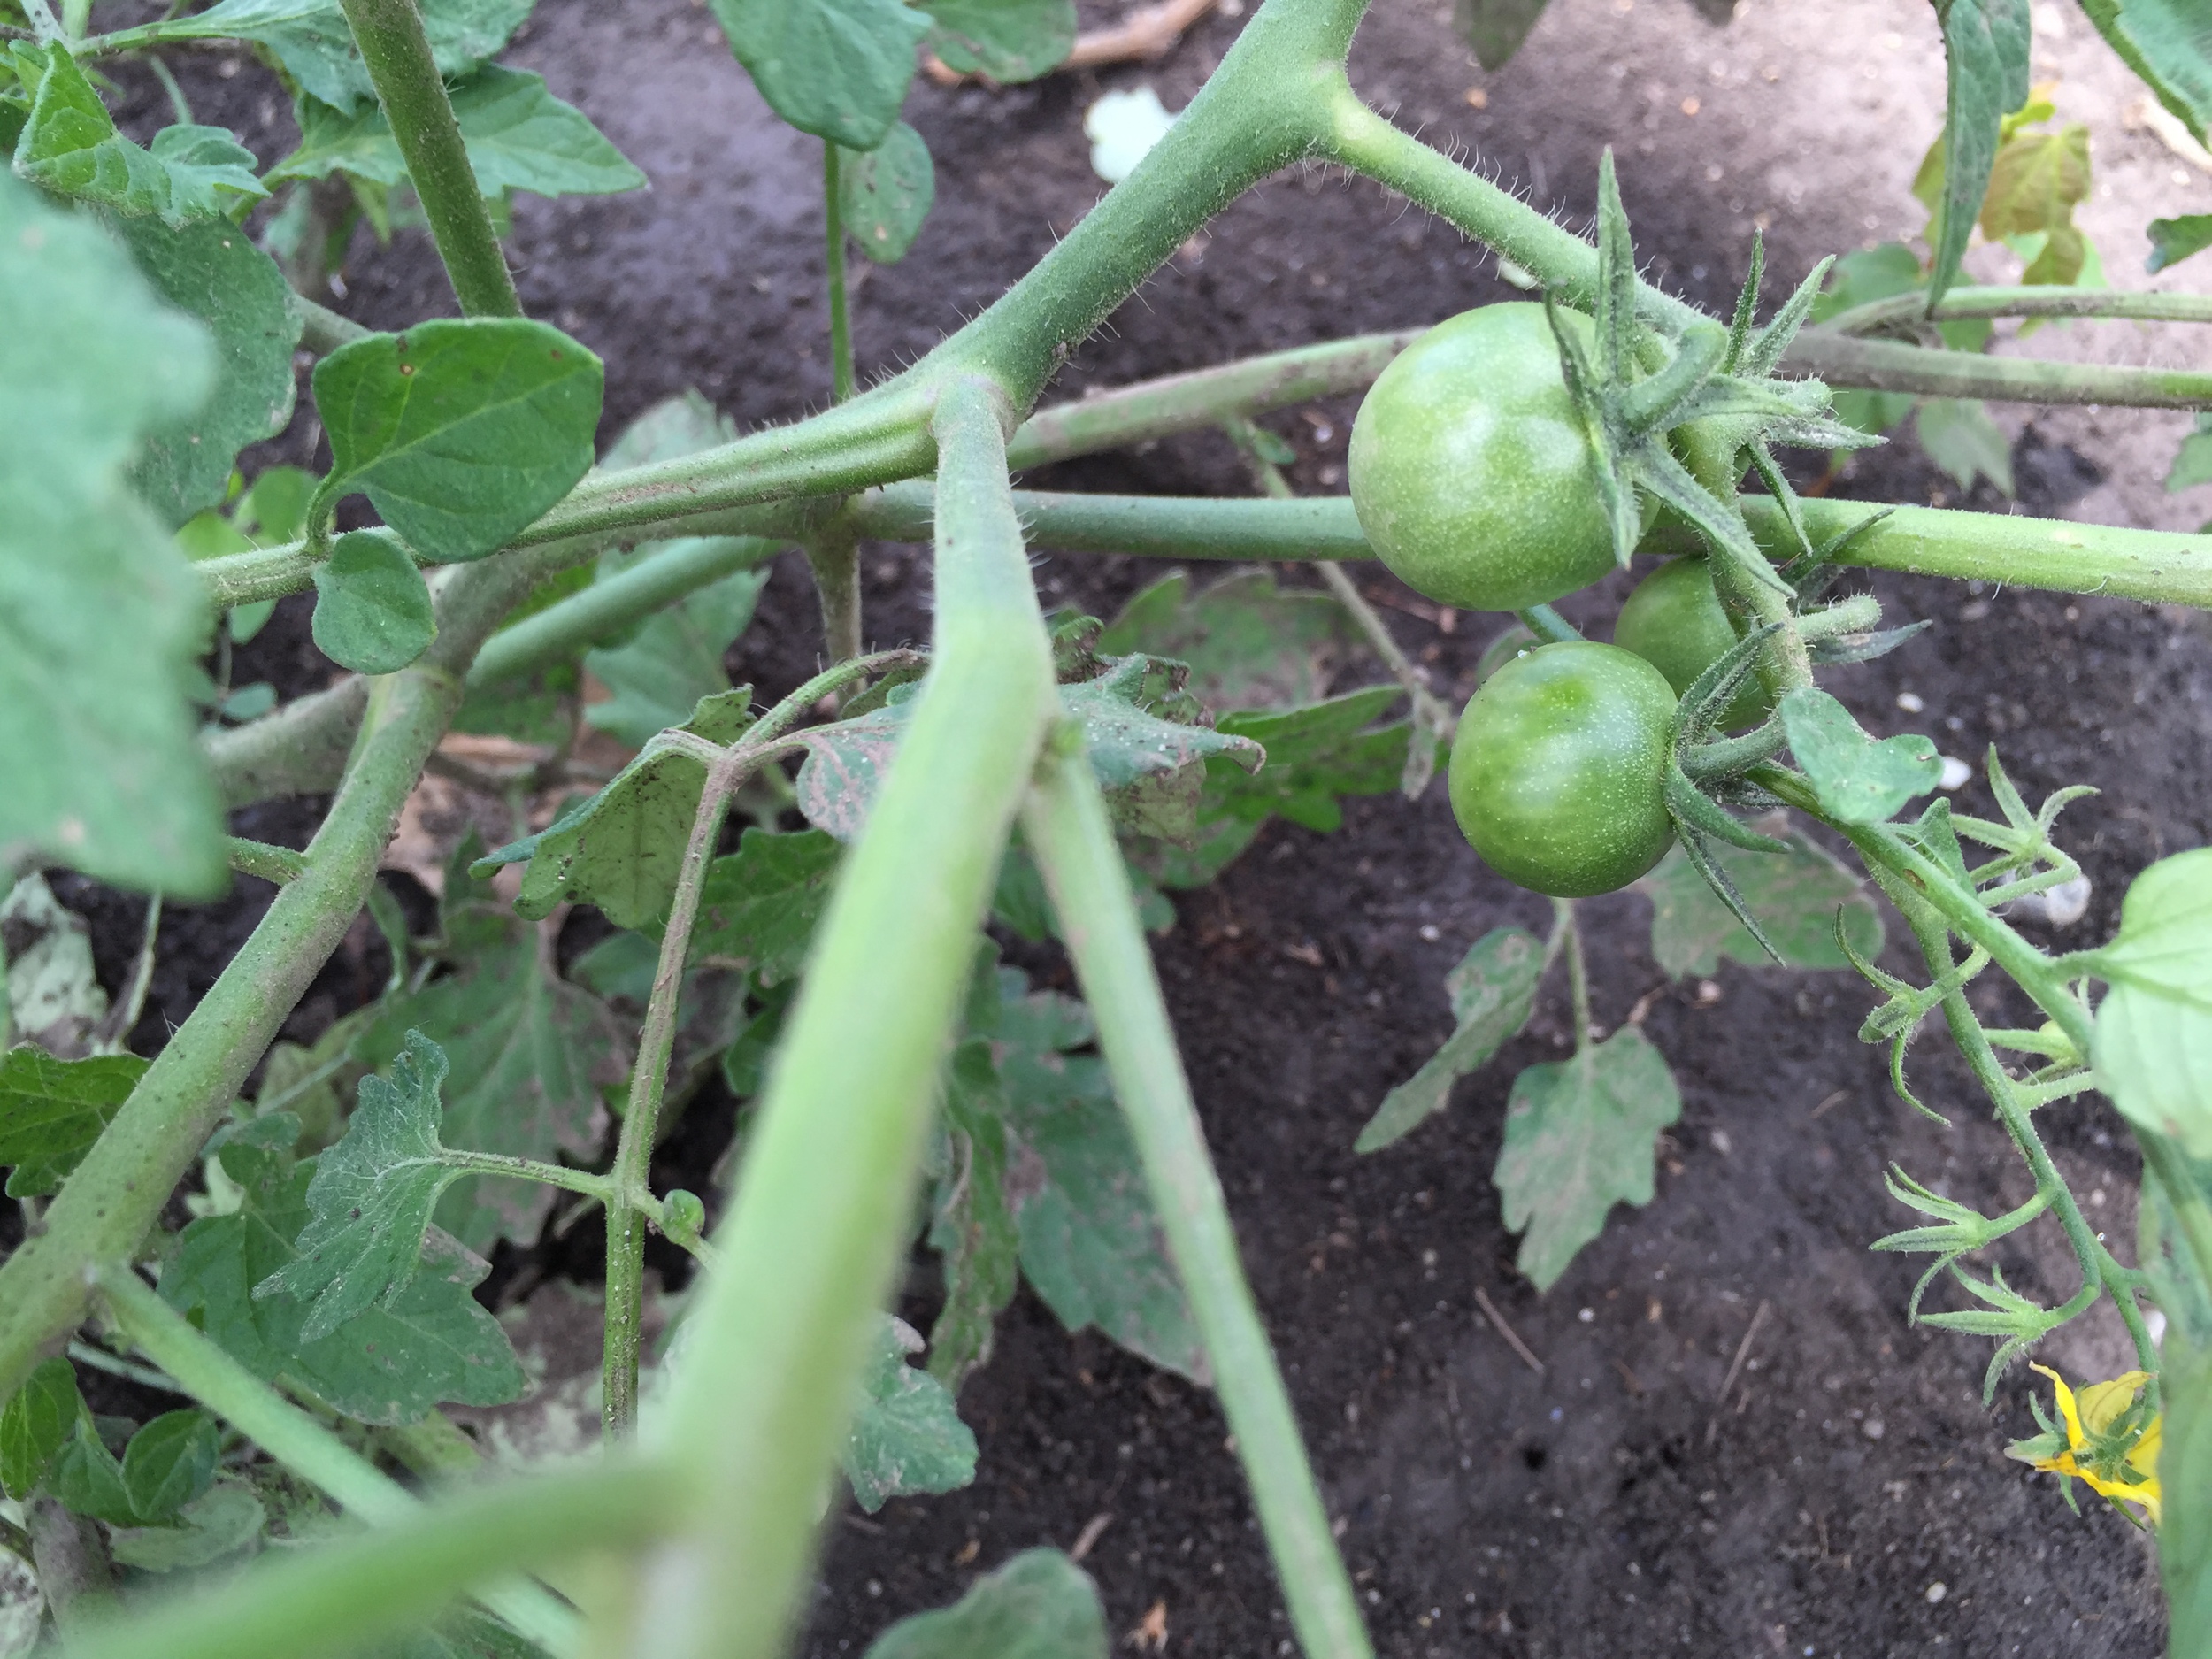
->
[[1895, 691, 1925, 713], [1711, 1129, 1732, 1156], [1694, 979, 1723, 1006], [1936, 755, 1973, 791], [1419, 924, 1441, 941], [1863, 1417, 1886, 1440], [1925, 1581, 1947, 1604], [1578, 1307, 1595, 1323]]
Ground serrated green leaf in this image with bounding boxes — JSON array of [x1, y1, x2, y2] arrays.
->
[[710, 0, 928, 149], [358, 845, 618, 1251], [582, 553, 768, 748], [273, 67, 646, 200], [0, 1357, 84, 1500], [2153, 213, 2212, 274], [118, 1409, 220, 1525], [1453, 0, 1549, 71], [108, 1483, 266, 1571], [473, 688, 755, 928], [691, 828, 842, 987], [863, 1548, 1108, 1659], [162, 1177, 526, 1426], [1916, 397, 2014, 495], [842, 1314, 978, 1512], [979, 970, 1205, 1382], [840, 120, 933, 265], [254, 1031, 470, 1342], [2079, 0, 2212, 147], [1494, 1027, 1681, 1290], [925, 0, 1076, 81], [1096, 568, 1357, 711], [0, 172, 227, 896], [2093, 847, 2212, 1156], [0, 1048, 149, 1197], [12, 49, 265, 224], [114, 215, 302, 526], [1778, 687, 1942, 825], [311, 530, 437, 673], [928, 1039, 1020, 1392], [1356, 927, 1543, 1153], [1927, 0, 2032, 302], [1639, 826, 1884, 978], [311, 317, 603, 564], [166, 0, 534, 114], [1979, 124, 2090, 285], [1058, 656, 1263, 845]]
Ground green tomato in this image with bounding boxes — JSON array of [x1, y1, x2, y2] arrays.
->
[[1448, 641, 1678, 897], [1612, 556, 1772, 731], [1348, 303, 1616, 612]]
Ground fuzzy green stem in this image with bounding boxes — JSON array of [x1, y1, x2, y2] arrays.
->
[[1558, 898, 1592, 1050], [1782, 329, 2212, 410], [1515, 604, 1582, 644], [856, 482, 1377, 560], [825, 142, 856, 403], [645, 376, 1057, 1659], [1020, 738, 1372, 1659], [334, 0, 518, 318], [56, 1463, 673, 1659], [228, 837, 310, 885], [1816, 285, 2212, 335], [94, 1266, 581, 1654], [291, 291, 374, 354], [804, 521, 864, 665]]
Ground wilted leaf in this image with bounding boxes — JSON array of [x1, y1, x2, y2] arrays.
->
[[863, 1548, 1108, 1659], [1779, 688, 1942, 825], [1057, 656, 1263, 845], [843, 1315, 978, 1512], [1356, 927, 1544, 1153], [1, 875, 111, 1058], [1980, 123, 2090, 285], [1494, 1028, 1681, 1289], [1640, 826, 1884, 978], [0, 1048, 148, 1196], [311, 318, 603, 564]]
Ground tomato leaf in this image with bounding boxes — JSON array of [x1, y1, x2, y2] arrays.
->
[[710, 0, 929, 150], [2171, 414, 2212, 493], [862, 1548, 1108, 1659], [1057, 656, 1263, 846], [47, 1422, 139, 1525], [1926, 0, 2032, 303], [1978, 123, 2091, 285], [691, 828, 843, 987], [843, 1314, 978, 1513], [0, 1357, 84, 1501], [311, 318, 603, 563], [1494, 1027, 1682, 1290], [979, 968, 1205, 1382], [1097, 568, 1358, 712], [108, 1484, 266, 1572], [1453, 0, 1550, 71], [117, 1409, 221, 1525], [2078, 0, 2212, 147], [582, 552, 768, 747], [1356, 927, 1545, 1154], [2090, 847, 2212, 1156], [2151, 213, 2212, 274], [1639, 825, 1885, 978], [2159, 1334, 2212, 1648], [924, 0, 1077, 82], [165, 0, 534, 114], [0, 1049, 149, 1198], [1809, 242, 1925, 323], [311, 530, 437, 674], [840, 121, 933, 265], [1779, 687, 1942, 825], [1207, 685, 1414, 833], [0, 173, 227, 896], [1915, 397, 2015, 495], [114, 215, 302, 526], [272, 66, 646, 199], [12, 48, 265, 224], [252, 1031, 473, 1341], [927, 1037, 1021, 1392], [474, 688, 756, 929]]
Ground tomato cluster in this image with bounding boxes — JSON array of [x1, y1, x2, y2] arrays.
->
[[1351, 304, 1776, 898]]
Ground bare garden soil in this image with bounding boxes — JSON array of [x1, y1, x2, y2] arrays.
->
[[65, 0, 2212, 1654]]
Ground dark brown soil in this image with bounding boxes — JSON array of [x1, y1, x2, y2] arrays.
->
[[83, 0, 2212, 1654]]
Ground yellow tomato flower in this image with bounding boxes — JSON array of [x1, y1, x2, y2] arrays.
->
[[2010, 1364, 2162, 1526]]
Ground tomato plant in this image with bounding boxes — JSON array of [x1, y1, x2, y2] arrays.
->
[[1, 0, 2210, 1655]]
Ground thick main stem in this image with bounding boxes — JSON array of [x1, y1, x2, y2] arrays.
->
[[647, 377, 1058, 1659], [1020, 742, 1371, 1659], [334, 0, 519, 319]]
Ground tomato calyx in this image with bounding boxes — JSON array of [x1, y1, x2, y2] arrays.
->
[[1539, 151, 1876, 587]]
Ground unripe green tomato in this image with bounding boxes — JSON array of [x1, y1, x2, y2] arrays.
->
[[1613, 556, 1771, 731], [1448, 641, 1678, 898], [1348, 303, 1617, 612]]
